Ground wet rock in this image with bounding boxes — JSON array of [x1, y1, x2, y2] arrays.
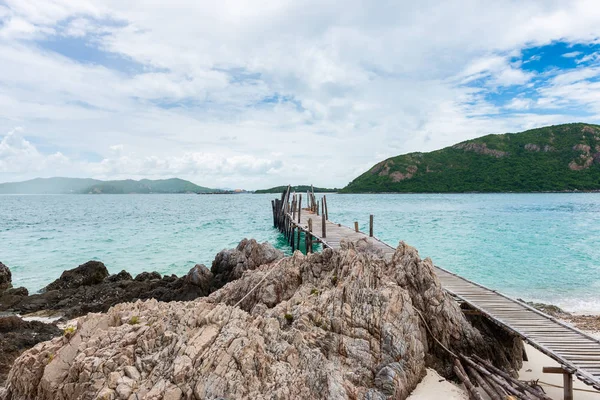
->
[[0, 316, 60, 386], [0, 264, 28, 311], [106, 270, 133, 283], [185, 264, 213, 292], [211, 238, 284, 288], [44, 261, 109, 291], [1, 241, 522, 400], [0, 239, 282, 319], [0, 263, 11, 291], [134, 271, 161, 282]]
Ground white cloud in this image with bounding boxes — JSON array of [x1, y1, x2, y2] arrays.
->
[[2, 1, 600, 188], [0, 128, 71, 175], [504, 98, 534, 110], [562, 51, 582, 58]]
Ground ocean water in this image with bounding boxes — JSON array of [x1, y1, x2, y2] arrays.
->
[[1, 193, 599, 313]]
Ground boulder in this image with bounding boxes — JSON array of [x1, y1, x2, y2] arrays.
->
[[211, 238, 283, 288], [0, 263, 11, 291], [1, 240, 522, 400], [44, 261, 109, 291], [184, 264, 213, 292]]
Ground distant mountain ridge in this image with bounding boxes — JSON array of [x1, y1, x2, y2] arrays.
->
[[0, 177, 215, 194], [254, 185, 338, 194], [342, 123, 600, 193]]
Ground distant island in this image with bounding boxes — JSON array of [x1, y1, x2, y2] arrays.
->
[[255, 185, 338, 194], [0, 177, 216, 194], [342, 123, 600, 193]]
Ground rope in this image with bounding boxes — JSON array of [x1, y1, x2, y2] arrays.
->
[[414, 307, 458, 359], [232, 258, 285, 309]]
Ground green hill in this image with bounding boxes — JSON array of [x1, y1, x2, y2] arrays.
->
[[0, 178, 101, 194], [342, 123, 600, 193], [255, 185, 338, 194], [0, 177, 215, 194], [82, 178, 214, 194]]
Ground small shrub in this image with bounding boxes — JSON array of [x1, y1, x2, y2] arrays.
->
[[46, 353, 54, 364], [331, 275, 338, 285], [310, 288, 319, 295], [128, 316, 140, 325], [284, 313, 294, 323], [63, 326, 76, 337]]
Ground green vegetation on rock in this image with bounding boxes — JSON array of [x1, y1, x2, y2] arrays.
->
[[255, 185, 338, 194], [342, 123, 600, 193]]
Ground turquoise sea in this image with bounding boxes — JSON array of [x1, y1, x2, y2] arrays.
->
[[1, 193, 599, 313]]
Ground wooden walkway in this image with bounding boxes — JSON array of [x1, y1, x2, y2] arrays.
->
[[271, 188, 600, 395]]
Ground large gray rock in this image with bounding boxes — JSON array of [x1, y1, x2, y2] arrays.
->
[[184, 264, 213, 293], [211, 238, 283, 288], [1, 240, 522, 400], [0, 263, 11, 291]]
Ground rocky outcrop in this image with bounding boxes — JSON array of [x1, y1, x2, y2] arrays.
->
[[211, 238, 284, 288], [44, 261, 109, 291], [0, 240, 281, 319], [454, 142, 508, 158], [390, 166, 418, 182], [0, 316, 60, 386], [0, 263, 11, 291], [1, 240, 522, 400], [0, 263, 28, 311]]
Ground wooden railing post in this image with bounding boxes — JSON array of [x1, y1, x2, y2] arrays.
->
[[323, 195, 328, 220], [354, 221, 359, 232], [297, 195, 302, 223], [369, 214, 374, 237], [321, 198, 326, 238], [307, 218, 313, 253]]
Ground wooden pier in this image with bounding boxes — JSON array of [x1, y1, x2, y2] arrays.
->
[[272, 186, 600, 399]]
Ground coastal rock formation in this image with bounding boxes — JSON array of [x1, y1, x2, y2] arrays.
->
[[44, 261, 109, 291], [1, 240, 522, 400], [0, 316, 60, 386], [0, 263, 11, 291], [211, 238, 284, 288], [0, 239, 282, 319], [0, 264, 28, 311]]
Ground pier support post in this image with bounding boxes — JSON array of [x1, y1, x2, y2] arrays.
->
[[321, 198, 326, 238], [307, 218, 313, 253], [542, 367, 573, 400], [369, 214, 374, 237], [354, 221, 359, 233]]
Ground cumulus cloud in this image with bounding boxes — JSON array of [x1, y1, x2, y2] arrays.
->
[[0, 128, 70, 175]]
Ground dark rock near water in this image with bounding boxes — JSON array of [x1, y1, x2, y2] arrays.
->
[[0, 316, 60, 386], [0, 263, 11, 291], [105, 270, 133, 282], [134, 271, 162, 282], [211, 238, 284, 288], [44, 261, 109, 291], [517, 298, 571, 318], [185, 264, 213, 292], [0, 239, 283, 320]]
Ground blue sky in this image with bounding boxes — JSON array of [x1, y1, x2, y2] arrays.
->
[[1, 0, 600, 188]]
